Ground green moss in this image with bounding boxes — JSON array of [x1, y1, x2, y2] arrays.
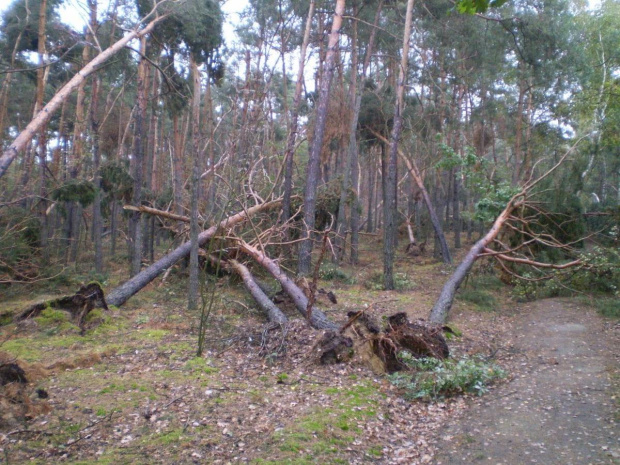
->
[[0, 310, 14, 326], [184, 356, 218, 374], [36, 308, 69, 326], [154, 428, 186, 445], [136, 329, 169, 340], [269, 381, 381, 461], [1, 338, 43, 361]]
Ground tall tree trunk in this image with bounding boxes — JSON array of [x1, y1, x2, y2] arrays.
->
[[91, 76, 103, 273], [188, 55, 202, 310], [281, 0, 315, 229], [512, 71, 527, 186], [35, 0, 49, 265], [350, 0, 383, 263], [366, 159, 375, 233], [383, 0, 414, 290], [298, 0, 346, 276], [85, 0, 103, 273], [172, 114, 185, 233], [129, 36, 148, 277]]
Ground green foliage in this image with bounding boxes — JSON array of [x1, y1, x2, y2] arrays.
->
[[358, 84, 394, 145], [319, 263, 356, 284], [139, 0, 223, 64], [51, 180, 96, 207], [457, 288, 497, 311], [594, 298, 620, 319], [512, 246, 620, 302], [389, 353, 506, 400], [474, 183, 521, 223], [100, 161, 133, 201], [455, 0, 508, 14], [1, 0, 73, 55]]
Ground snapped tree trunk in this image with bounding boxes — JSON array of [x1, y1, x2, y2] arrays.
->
[[106, 200, 282, 307]]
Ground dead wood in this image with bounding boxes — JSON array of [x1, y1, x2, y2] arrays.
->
[[228, 259, 288, 325], [318, 331, 353, 364], [16, 282, 108, 332], [0, 362, 28, 385], [123, 205, 190, 223], [106, 199, 281, 307], [236, 240, 338, 331], [319, 310, 449, 373]]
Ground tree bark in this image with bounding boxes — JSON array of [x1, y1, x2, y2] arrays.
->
[[0, 15, 165, 179], [429, 195, 524, 324], [188, 55, 202, 310], [106, 200, 281, 307], [372, 130, 452, 264], [238, 241, 338, 331], [228, 259, 288, 325], [383, 0, 414, 290], [281, 0, 315, 230], [129, 36, 148, 277], [298, 0, 346, 276]]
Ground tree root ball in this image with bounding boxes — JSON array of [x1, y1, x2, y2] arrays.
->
[[318, 311, 450, 373]]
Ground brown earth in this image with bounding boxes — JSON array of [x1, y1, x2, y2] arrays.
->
[[435, 298, 619, 465], [0, 239, 618, 464]]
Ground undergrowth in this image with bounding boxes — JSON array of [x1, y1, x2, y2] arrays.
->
[[319, 263, 356, 284], [364, 272, 414, 291], [388, 352, 506, 401], [512, 246, 620, 303]]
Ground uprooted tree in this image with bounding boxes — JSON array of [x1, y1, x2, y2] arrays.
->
[[429, 140, 588, 324]]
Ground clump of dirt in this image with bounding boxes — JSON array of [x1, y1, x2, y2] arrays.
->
[[0, 352, 51, 427]]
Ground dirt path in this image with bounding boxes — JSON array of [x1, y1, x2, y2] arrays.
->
[[434, 298, 619, 465]]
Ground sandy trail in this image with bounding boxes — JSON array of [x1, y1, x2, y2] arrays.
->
[[434, 298, 619, 465]]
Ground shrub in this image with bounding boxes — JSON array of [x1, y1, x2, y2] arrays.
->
[[594, 299, 620, 319], [364, 272, 414, 291], [388, 352, 506, 401], [457, 288, 497, 311], [319, 263, 356, 284]]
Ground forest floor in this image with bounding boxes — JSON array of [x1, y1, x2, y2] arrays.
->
[[0, 236, 618, 464]]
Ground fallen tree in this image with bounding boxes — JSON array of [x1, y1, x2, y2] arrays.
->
[[228, 259, 288, 325], [236, 240, 338, 331], [429, 140, 585, 324], [0, 9, 168, 179], [106, 199, 281, 307]]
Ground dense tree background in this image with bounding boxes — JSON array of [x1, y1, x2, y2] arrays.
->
[[0, 0, 618, 305]]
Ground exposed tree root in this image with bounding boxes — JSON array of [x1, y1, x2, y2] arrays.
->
[[16, 282, 108, 332]]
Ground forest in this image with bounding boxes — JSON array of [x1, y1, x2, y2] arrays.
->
[[0, 0, 619, 463]]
